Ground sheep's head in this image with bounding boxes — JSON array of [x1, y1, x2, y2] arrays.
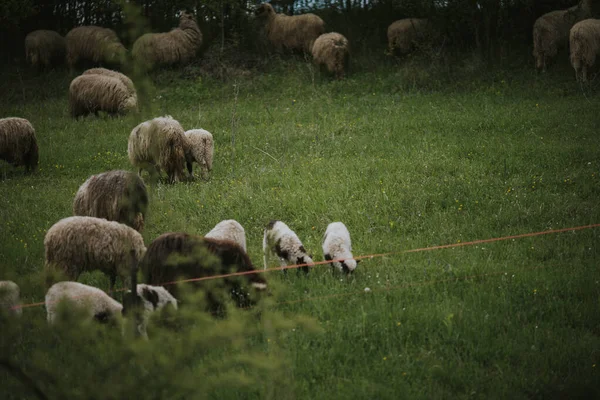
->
[[340, 258, 359, 274], [255, 3, 274, 18]]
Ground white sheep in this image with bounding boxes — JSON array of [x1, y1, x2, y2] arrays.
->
[[0, 117, 38, 173], [569, 18, 600, 82], [205, 219, 246, 252], [65, 26, 127, 69], [44, 216, 147, 292], [0, 281, 22, 317], [122, 284, 178, 339], [312, 32, 350, 79], [322, 222, 358, 274], [69, 73, 137, 118], [184, 129, 214, 180], [25, 30, 66, 70], [263, 220, 314, 273], [45, 281, 123, 324]]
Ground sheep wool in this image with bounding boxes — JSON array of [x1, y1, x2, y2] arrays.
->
[[312, 32, 350, 79], [205, 220, 247, 252], [44, 216, 146, 290], [322, 222, 358, 274], [0, 117, 38, 172], [184, 129, 214, 180], [122, 284, 178, 338], [141, 233, 267, 315], [0, 281, 22, 317], [255, 3, 325, 54], [387, 18, 433, 55], [263, 220, 314, 273], [132, 11, 203, 70], [128, 116, 188, 183], [25, 30, 66, 69], [45, 281, 123, 324], [73, 170, 149, 232], [82, 68, 137, 100], [65, 26, 127, 68], [69, 73, 138, 118], [532, 0, 592, 72], [570, 18, 600, 82]]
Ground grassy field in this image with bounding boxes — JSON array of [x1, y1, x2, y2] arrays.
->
[[1, 56, 600, 399]]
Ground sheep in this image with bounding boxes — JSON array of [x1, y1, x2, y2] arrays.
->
[[205, 220, 246, 252], [73, 170, 149, 232], [255, 3, 325, 54], [184, 129, 214, 180], [0, 117, 38, 173], [140, 232, 267, 316], [387, 18, 435, 56], [44, 216, 146, 292], [322, 222, 359, 274], [263, 220, 314, 274], [132, 11, 203, 70], [45, 281, 123, 325], [82, 68, 137, 100], [532, 0, 592, 72], [122, 284, 178, 338], [65, 26, 127, 69], [128, 116, 188, 184], [570, 19, 600, 82], [0, 281, 22, 317], [69, 73, 138, 118], [311, 32, 350, 79], [24, 30, 66, 70]]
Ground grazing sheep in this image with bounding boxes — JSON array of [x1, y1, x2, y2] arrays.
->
[[255, 3, 325, 54], [82, 68, 137, 100], [205, 220, 247, 252], [128, 116, 188, 183], [322, 222, 358, 274], [122, 284, 178, 338], [312, 32, 350, 79], [184, 129, 214, 180], [141, 232, 267, 315], [65, 26, 127, 69], [25, 30, 66, 70], [73, 170, 149, 232], [570, 19, 600, 82], [263, 220, 314, 273], [132, 11, 203, 70], [0, 281, 22, 317], [0, 117, 38, 172], [45, 281, 123, 324], [532, 0, 592, 72], [387, 18, 435, 56], [44, 216, 146, 291], [69, 73, 138, 118]]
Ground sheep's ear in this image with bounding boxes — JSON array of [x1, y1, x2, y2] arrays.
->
[[324, 254, 332, 261], [142, 287, 160, 309]]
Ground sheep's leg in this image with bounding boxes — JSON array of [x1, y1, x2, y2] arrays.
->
[[279, 258, 289, 275], [582, 65, 588, 83]]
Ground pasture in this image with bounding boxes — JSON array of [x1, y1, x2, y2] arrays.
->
[[1, 58, 600, 399]]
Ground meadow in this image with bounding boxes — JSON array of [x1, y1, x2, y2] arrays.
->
[[1, 55, 600, 399]]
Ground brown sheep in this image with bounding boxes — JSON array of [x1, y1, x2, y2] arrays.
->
[[25, 30, 66, 70], [570, 18, 600, 81], [387, 18, 435, 56], [255, 3, 325, 54], [141, 232, 267, 316], [65, 26, 127, 69], [0, 117, 38, 172], [312, 32, 350, 79], [69, 73, 137, 118]]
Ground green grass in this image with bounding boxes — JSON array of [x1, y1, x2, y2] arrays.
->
[[1, 57, 600, 399]]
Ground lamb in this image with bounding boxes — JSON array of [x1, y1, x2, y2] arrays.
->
[[82, 68, 137, 100], [387, 18, 434, 56], [69, 73, 138, 118], [128, 116, 188, 184], [45, 281, 123, 325], [24, 30, 66, 70], [569, 19, 600, 82], [73, 170, 149, 232], [0, 281, 22, 317], [132, 11, 203, 70], [0, 117, 38, 173], [322, 222, 359, 274], [65, 26, 127, 69], [122, 284, 178, 339], [140, 232, 267, 315], [532, 0, 592, 72], [311, 32, 350, 79], [44, 216, 146, 291], [263, 220, 314, 274], [205, 220, 246, 252], [255, 3, 325, 54], [184, 129, 214, 180]]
